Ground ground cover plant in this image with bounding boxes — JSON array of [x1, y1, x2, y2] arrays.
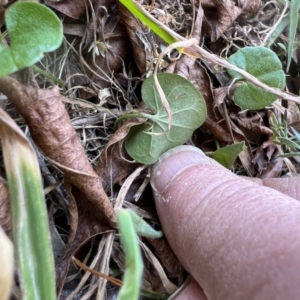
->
[[1, 0, 300, 299]]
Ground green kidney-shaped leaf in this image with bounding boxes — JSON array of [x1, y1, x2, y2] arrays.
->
[[213, 141, 246, 169], [125, 73, 207, 164], [0, 2, 63, 78], [227, 46, 285, 110]]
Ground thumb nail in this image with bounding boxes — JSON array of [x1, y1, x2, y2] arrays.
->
[[151, 145, 215, 193]]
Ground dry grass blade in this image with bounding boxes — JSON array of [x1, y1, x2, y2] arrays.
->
[[0, 76, 116, 226], [140, 242, 178, 295]]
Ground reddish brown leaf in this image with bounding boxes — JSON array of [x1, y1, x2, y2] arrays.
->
[[0, 76, 116, 227], [231, 113, 273, 144], [97, 119, 146, 190], [229, 119, 255, 175], [55, 186, 111, 294], [83, 4, 131, 88], [118, 1, 160, 75], [252, 141, 278, 174], [201, 0, 261, 41], [97, 145, 136, 192], [148, 237, 184, 281], [0, 176, 11, 236], [259, 157, 283, 179], [45, 0, 94, 19]]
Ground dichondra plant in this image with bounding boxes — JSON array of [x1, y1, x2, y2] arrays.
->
[[116, 73, 207, 164], [0, 1, 63, 78]]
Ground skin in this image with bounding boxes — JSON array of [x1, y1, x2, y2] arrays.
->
[[150, 146, 300, 300]]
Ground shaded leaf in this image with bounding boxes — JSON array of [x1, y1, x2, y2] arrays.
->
[[0, 2, 63, 78], [227, 46, 285, 110], [213, 141, 246, 169], [125, 73, 207, 164]]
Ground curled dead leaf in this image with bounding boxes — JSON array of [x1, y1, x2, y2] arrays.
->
[[0, 76, 116, 227], [201, 0, 261, 41]]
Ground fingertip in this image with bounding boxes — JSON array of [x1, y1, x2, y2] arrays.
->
[[151, 145, 217, 193]]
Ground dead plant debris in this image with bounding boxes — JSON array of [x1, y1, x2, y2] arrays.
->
[[1, 0, 300, 299]]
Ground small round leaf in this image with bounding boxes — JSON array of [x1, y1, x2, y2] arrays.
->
[[125, 73, 207, 164], [0, 2, 63, 78], [227, 46, 285, 110]]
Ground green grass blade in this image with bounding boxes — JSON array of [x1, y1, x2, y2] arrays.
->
[[0, 108, 56, 300], [267, 15, 289, 47], [287, 0, 300, 70], [117, 209, 143, 300], [119, 0, 179, 45]]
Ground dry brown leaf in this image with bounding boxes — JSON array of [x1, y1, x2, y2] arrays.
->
[[148, 237, 184, 281], [45, 0, 93, 19], [259, 157, 283, 179], [229, 120, 255, 175], [231, 113, 273, 144], [202, 0, 242, 41], [203, 118, 232, 143], [140, 242, 178, 295], [252, 141, 279, 175], [96, 119, 144, 190], [55, 186, 112, 294], [201, 0, 261, 41], [83, 4, 130, 88], [0, 76, 116, 226], [0, 177, 11, 236], [98, 145, 136, 192], [118, 1, 162, 75]]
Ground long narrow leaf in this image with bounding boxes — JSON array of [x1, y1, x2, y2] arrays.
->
[[117, 209, 143, 300], [119, 0, 179, 45], [287, 0, 300, 70], [0, 108, 56, 300]]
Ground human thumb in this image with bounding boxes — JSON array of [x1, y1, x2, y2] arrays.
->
[[151, 145, 300, 300]]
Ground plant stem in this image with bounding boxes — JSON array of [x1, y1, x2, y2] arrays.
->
[[114, 112, 155, 130]]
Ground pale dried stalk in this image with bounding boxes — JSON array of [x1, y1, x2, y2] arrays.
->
[[133, 1, 300, 105]]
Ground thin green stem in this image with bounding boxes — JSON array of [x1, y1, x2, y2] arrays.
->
[[114, 112, 155, 130], [32, 65, 65, 86]]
